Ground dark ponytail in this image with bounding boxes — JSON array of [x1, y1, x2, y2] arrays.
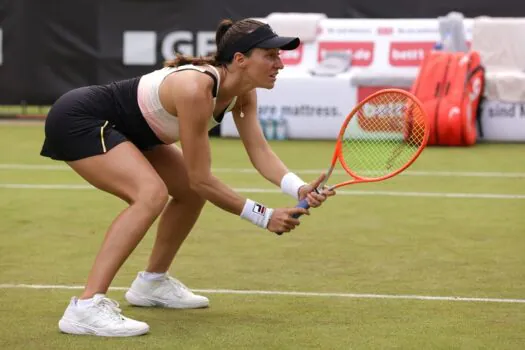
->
[[164, 53, 217, 68], [215, 19, 234, 48], [164, 18, 264, 67]]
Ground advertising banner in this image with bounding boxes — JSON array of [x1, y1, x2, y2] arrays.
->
[[221, 74, 357, 139], [479, 100, 525, 141]]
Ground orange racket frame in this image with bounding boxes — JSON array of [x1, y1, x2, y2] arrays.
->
[[276, 88, 430, 234], [320, 88, 429, 191]]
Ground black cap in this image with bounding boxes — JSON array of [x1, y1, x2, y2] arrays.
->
[[217, 24, 300, 62]]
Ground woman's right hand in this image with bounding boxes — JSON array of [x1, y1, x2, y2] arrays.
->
[[267, 207, 309, 234]]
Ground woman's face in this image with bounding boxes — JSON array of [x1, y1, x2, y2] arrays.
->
[[243, 48, 284, 89]]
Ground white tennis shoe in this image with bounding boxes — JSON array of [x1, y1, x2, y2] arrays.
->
[[125, 272, 209, 309], [58, 294, 149, 337]]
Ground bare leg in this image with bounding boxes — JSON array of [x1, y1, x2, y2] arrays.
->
[[143, 144, 206, 273], [67, 142, 169, 299]]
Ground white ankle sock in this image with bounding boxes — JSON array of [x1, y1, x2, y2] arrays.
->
[[76, 297, 94, 308], [141, 271, 167, 281]]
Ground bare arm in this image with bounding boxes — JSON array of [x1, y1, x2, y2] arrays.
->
[[233, 90, 290, 187], [171, 71, 308, 233], [175, 72, 247, 215], [233, 90, 333, 207]]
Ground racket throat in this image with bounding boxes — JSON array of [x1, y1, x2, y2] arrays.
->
[[318, 165, 335, 191]]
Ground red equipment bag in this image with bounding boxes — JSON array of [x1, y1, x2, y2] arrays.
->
[[410, 51, 485, 146]]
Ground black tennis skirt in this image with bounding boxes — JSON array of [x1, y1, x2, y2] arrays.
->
[[40, 77, 164, 161]]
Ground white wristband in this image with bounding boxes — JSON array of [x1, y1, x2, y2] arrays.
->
[[240, 199, 274, 229], [280, 172, 307, 200]]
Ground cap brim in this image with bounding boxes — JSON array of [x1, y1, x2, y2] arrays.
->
[[256, 36, 300, 50]]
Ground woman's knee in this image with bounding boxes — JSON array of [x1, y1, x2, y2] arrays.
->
[[134, 180, 169, 214], [172, 188, 206, 209]]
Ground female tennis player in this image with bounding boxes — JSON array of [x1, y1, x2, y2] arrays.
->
[[40, 18, 335, 337]]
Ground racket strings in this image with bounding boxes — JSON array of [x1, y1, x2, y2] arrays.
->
[[340, 92, 427, 179]]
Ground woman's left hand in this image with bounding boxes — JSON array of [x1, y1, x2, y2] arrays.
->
[[297, 173, 336, 208]]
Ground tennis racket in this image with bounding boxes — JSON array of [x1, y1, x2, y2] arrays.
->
[[278, 88, 429, 234]]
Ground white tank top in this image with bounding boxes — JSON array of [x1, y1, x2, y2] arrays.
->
[[137, 64, 237, 144]]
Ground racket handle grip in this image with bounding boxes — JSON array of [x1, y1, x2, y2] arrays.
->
[[275, 199, 310, 236], [291, 199, 311, 218]]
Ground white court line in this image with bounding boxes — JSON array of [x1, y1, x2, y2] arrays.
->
[[0, 164, 69, 170], [1, 183, 525, 199], [0, 284, 524, 304], [214, 168, 525, 179], [1, 163, 525, 178], [0, 183, 93, 189]]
